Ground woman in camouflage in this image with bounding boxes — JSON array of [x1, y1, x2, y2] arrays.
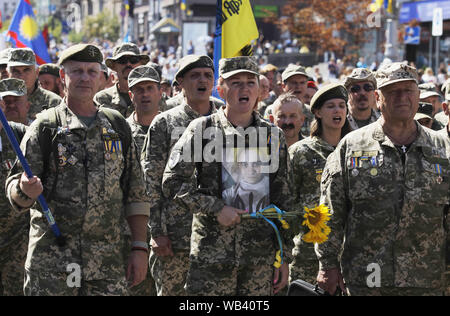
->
[[288, 83, 352, 285]]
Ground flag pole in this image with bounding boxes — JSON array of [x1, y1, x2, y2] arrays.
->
[[212, 0, 223, 99]]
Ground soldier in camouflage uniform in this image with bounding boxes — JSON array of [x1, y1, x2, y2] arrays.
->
[[0, 79, 30, 126], [265, 64, 314, 136], [95, 43, 150, 118], [5, 44, 150, 296], [0, 49, 11, 79], [0, 87, 28, 296], [162, 56, 296, 296], [289, 83, 350, 286], [124, 65, 162, 296], [419, 83, 444, 131], [7, 48, 61, 121], [141, 55, 217, 296], [38, 64, 64, 98], [317, 63, 449, 296], [343, 68, 380, 130]]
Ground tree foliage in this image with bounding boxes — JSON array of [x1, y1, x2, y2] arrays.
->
[[272, 0, 374, 61], [69, 10, 120, 44]]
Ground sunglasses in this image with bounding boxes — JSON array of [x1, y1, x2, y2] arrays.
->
[[116, 56, 141, 65], [350, 83, 374, 93]]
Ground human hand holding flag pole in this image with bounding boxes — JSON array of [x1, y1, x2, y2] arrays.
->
[[0, 102, 65, 247]]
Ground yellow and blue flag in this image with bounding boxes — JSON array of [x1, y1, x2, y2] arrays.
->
[[181, 0, 187, 11], [7, 0, 51, 64], [213, 0, 259, 96], [370, 0, 393, 14]]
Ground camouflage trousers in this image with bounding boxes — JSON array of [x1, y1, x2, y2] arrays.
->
[[123, 235, 156, 296], [149, 250, 189, 296], [289, 243, 319, 285], [186, 261, 274, 296], [346, 286, 444, 296], [24, 270, 129, 296], [0, 237, 28, 296]]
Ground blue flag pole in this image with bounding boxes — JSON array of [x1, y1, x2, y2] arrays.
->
[[0, 107, 65, 247], [212, 0, 223, 99]]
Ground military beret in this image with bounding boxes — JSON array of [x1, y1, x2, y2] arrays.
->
[[58, 44, 103, 66], [310, 83, 348, 112], [414, 102, 433, 121], [176, 55, 214, 80], [0, 48, 12, 66], [128, 65, 160, 89], [0, 78, 27, 98], [419, 82, 441, 100], [105, 43, 150, 69], [375, 62, 418, 89], [38, 63, 61, 77], [8, 48, 36, 67], [219, 56, 258, 79], [343, 68, 377, 89], [281, 64, 308, 82]]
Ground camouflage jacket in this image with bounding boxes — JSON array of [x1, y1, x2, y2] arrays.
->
[[162, 108, 297, 266], [317, 121, 449, 289], [95, 84, 134, 118], [28, 82, 62, 121], [0, 123, 27, 258], [265, 103, 315, 136], [126, 112, 150, 154], [434, 111, 449, 129], [347, 109, 380, 131], [141, 101, 217, 250], [289, 136, 335, 254], [165, 93, 225, 111], [6, 102, 150, 281]]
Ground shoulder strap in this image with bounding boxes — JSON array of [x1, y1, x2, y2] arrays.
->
[[101, 108, 131, 157]]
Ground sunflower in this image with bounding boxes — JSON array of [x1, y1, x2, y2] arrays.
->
[[302, 204, 331, 244]]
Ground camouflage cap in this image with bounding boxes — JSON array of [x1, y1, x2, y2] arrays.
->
[[0, 48, 12, 66], [175, 55, 214, 80], [219, 56, 258, 79], [310, 82, 348, 112], [419, 83, 441, 100], [343, 68, 377, 89], [8, 48, 36, 67], [442, 79, 450, 101], [38, 63, 61, 77], [105, 43, 150, 69], [414, 102, 433, 121], [58, 44, 103, 66], [128, 65, 160, 89], [281, 64, 308, 82], [0, 78, 27, 98], [375, 62, 418, 89]]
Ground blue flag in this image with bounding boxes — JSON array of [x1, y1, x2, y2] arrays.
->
[[7, 0, 51, 64]]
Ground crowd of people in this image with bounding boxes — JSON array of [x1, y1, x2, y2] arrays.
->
[[0, 39, 448, 296]]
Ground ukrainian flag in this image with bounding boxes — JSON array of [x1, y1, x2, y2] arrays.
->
[[7, 0, 51, 64], [181, 0, 187, 11]]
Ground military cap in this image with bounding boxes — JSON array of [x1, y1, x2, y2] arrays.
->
[[310, 82, 348, 112], [442, 79, 450, 101], [128, 65, 160, 89], [8, 48, 36, 67], [0, 48, 12, 66], [146, 62, 162, 79], [414, 102, 433, 121], [58, 44, 103, 66], [38, 63, 61, 77], [281, 64, 308, 82], [419, 83, 441, 100], [105, 43, 150, 69], [219, 56, 258, 79], [375, 62, 418, 89], [0, 78, 27, 98], [175, 55, 214, 80], [343, 68, 377, 89]]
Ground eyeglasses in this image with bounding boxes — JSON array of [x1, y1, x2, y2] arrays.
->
[[350, 83, 374, 93], [116, 56, 141, 65]]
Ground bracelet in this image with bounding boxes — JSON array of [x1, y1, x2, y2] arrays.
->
[[131, 241, 149, 250], [131, 247, 148, 253], [16, 180, 32, 201]]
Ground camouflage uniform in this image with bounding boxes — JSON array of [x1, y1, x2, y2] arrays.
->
[[141, 101, 217, 296], [317, 121, 449, 296], [162, 107, 296, 296], [288, 136, 335, 285], [0, 123, 27, 296], [434, 111, 448, 128], [165, 93, 225, 111], [95, 84, 134, 119], [6, 102, 150, 296]]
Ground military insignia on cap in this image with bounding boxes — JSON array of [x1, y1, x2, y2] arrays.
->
[[88, 46, 97, 57]]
